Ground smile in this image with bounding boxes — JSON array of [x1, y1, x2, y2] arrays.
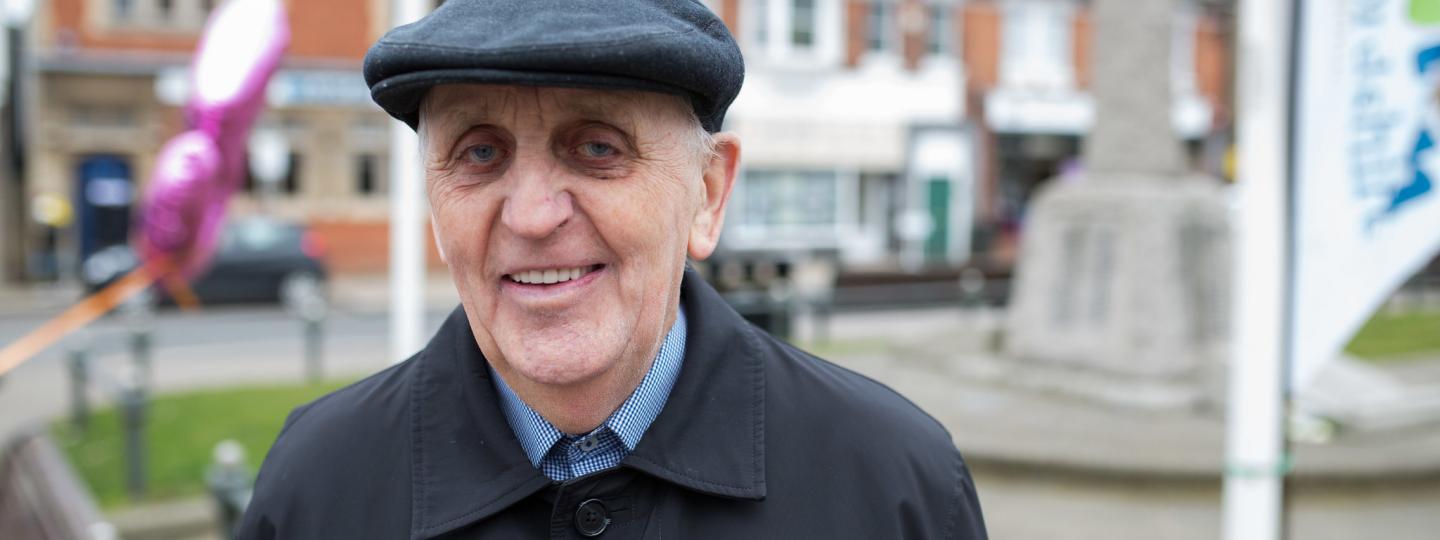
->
[[505, 264, 602, 285]]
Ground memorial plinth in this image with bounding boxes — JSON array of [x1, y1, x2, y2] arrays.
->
[[1004, 174, 1230, 409]]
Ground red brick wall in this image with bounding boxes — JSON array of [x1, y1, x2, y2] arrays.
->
[[287, 0, 373, 59], [718, 0, 741, 37], [961, 2, 1000, 91], [845, 1, 868, 68], [1195, 15, 1231, 121], [50, 0, 373, 60], [1072, 11, 1091, 90]]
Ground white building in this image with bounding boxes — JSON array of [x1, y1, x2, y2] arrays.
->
[[714, 0, 977, 269]]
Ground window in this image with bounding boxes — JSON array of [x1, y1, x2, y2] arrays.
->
[[868, 1, 893, 52], [741, 170, 837, 227], [243, 151, 302, 196], [752, 0, 770, 48], [927, 4, 951, 56], [791, 0, 815, 47], [107, 0, 208, 30], [1000, 1, 1074, 90], [113, 0, 133, 20], [356, 154, 380, 195], [283, 152, 302, 195]]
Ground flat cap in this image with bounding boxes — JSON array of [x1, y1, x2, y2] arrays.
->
[[364, 0, 745, 132]]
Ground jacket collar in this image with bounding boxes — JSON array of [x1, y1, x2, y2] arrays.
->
[[409, 268, 767, 539], [619, 269, 767, 500]]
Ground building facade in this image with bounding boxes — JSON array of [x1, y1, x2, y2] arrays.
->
[[713, 0, 1229, 272], [713, 0, 974, 270], [28, 0, 404, 276], [19, 0, 1230, 279]]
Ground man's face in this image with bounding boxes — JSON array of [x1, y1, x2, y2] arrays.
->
[[420, 85, 735, 392]]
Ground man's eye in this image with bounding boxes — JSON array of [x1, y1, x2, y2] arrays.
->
[[466, 144, 501, 163], [580, 142, 616, 158]]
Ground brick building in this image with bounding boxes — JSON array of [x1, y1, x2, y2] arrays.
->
[[712, 0, 1229, 270], [713, 0, 974, 269], [18, 0, 1230, 279], [27, 0, 406, 276]]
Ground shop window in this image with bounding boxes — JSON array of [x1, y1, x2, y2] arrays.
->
[[740, 169, 837, 227]]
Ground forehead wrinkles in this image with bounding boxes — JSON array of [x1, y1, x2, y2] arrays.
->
[[425, 85, 686, 136]]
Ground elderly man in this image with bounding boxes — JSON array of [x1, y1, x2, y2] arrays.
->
[[239, 1, 985, 538]]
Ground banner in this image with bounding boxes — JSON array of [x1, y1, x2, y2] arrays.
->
[[1291, 0, 1440, 387]]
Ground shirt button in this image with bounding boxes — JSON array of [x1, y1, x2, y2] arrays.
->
[[578, 436, 600, 452], [574, 498, 610, 537]]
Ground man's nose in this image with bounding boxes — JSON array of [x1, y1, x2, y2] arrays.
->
[[500, 163, 574, 239]]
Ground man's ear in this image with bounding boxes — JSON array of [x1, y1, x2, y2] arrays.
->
[[688, 133, 740, 261]]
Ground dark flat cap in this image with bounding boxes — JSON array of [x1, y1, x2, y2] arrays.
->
[[364, 0, 744, 132]]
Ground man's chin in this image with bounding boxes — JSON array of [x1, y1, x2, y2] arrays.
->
[[503, 351, 617, 388]]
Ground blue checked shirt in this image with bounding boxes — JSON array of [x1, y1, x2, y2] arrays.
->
[[491, 305, 687, 482]]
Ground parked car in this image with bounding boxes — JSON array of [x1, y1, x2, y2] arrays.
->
[[82, 217, 328, 306]]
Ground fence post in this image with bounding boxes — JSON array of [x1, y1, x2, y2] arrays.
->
[[119, 379, 147, 500], [65, 331, 91, 430]]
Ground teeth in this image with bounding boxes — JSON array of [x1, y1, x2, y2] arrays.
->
[[507, 266, 593, 285]]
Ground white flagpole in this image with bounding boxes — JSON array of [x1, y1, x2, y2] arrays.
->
[[1223, 0, 1296, 538], [389, 0, 430, 363]]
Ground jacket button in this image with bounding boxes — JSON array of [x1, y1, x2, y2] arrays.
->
[[574, 498, 610, 537]]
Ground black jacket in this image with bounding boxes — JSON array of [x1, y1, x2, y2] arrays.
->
[[238, 270, 987, 539]]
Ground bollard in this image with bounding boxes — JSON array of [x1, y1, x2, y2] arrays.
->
[[66, 337, 92, 430], [958, 267, 986, 311], [122, 292, 155, 391], [120, 382, 148, 500], [286, 276, 328, 385], [129, 329, 152, 389], [206, 440, 253, 538], [304, 316, 323, 384]]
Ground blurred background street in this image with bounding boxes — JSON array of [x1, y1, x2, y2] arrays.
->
[[1, 0, 1439, 538]]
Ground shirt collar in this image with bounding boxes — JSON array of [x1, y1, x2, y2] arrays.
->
[[490, 304, 689, 467]]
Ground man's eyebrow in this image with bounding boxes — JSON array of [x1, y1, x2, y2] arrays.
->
[[550, 94, 644, 133], [430, 98, 493, 135]]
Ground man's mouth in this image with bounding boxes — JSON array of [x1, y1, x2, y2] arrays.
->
[[504, 264, 603, 285]]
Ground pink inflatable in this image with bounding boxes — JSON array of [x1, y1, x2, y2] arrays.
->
[[138, 0, 290, 278]]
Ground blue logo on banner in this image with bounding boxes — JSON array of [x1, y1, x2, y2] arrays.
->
[[1396, 45, 1440, 214]]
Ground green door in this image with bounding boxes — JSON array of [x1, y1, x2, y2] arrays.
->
[[925, 177, 950, 262]]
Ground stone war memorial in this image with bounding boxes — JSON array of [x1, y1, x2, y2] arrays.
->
[[1004, 0, 1230, 411]]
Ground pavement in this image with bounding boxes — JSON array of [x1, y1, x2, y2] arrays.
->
[[3, 278, 1440, 539]]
